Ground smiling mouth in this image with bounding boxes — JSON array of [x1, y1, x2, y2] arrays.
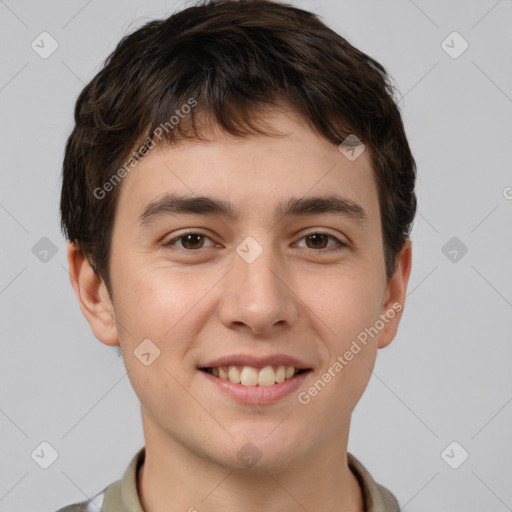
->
[[200, 365, 310, 387]]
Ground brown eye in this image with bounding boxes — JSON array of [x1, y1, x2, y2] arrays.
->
[[163, 231, 215, 250], [305, 234, 329, 249], [297, 232, 345, 251], [178, 233, 205, 250]]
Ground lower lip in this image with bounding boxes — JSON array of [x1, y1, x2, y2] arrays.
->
[[199, 369, 311, 405]]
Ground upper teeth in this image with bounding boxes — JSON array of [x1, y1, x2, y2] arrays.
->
[[209, 365, 298, 386]]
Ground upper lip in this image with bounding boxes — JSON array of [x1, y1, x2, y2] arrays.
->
[[200, 354, 312, 370]]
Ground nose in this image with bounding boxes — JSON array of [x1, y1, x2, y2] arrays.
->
[[218, 244, 300, 337]]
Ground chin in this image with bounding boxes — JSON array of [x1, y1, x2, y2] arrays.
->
[[209, 431, 307, 473]]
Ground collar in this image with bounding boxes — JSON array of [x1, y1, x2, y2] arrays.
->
[[102, 446, 399, 512]]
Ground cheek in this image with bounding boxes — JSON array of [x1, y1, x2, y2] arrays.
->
[[300, 279, 381, 419], [112, 255, 211, 339], [324, 271, 385, 395], [302, 269, 382, 398], [109, 259, 203, 417], [305, 268, 384, 341]]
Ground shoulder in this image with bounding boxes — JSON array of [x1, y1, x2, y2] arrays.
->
[[347, 452, 400, 512], [374, 482, 400, 510], [54, 447, 144, 512], [54, 502, 90, 512], [54, 489, 106, 512]]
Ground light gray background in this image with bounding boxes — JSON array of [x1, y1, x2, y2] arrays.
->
[[1, 0, 511, 511]]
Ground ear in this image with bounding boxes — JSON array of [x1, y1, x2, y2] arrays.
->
[[377, 240, 412, 349], [66, 242, 119, 347]]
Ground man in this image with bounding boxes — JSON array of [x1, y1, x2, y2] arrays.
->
[[58, 1, 416, 510]]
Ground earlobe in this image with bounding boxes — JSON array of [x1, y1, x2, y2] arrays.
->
[[377, 240, 412, 349], [66, 242, 119, 347]]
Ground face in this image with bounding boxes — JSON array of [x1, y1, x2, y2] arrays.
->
[[71, 107, 411, 473]]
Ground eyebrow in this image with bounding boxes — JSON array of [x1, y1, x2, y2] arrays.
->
[[137, 193, 368, 227]]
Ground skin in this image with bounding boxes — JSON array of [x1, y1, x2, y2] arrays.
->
[[68, 106, 412, 512]]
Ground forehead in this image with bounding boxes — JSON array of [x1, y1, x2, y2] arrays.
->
[[114, 108, 380, 225]]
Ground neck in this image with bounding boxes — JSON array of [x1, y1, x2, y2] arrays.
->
[[138, 410, 364, 512]]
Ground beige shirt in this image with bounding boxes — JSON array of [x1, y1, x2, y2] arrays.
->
[[56, 446, 400, 512]]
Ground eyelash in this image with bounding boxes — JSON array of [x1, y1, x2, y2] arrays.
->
[[162, 230, 347, 252]]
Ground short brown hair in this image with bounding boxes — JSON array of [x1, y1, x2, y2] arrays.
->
[[60, 0, 416, 297]]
